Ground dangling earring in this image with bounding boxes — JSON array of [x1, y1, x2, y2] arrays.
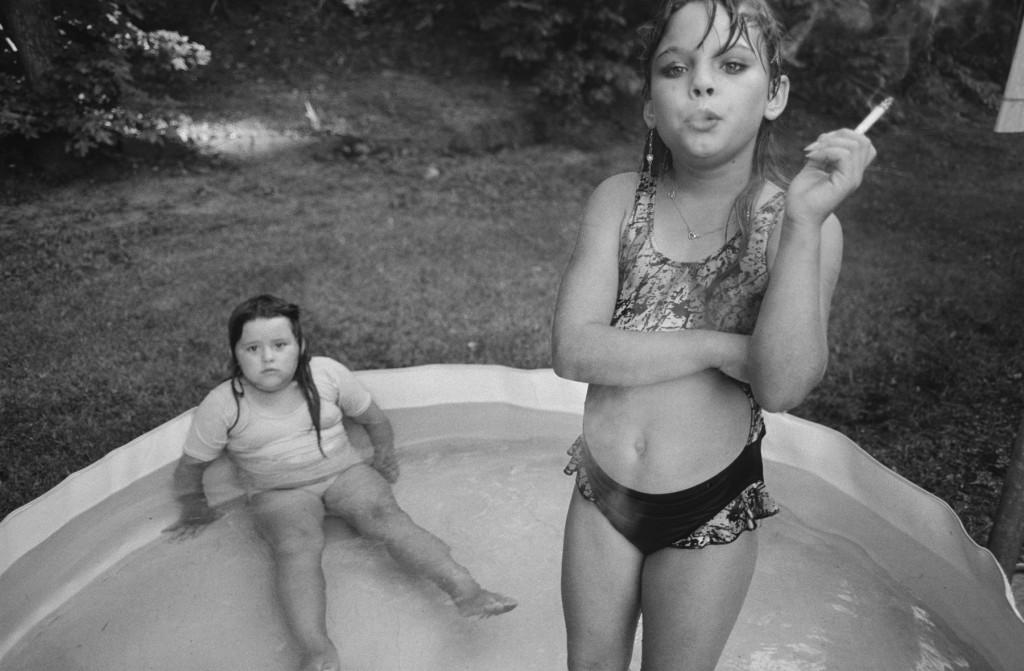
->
[[643, 128, 655, 174]]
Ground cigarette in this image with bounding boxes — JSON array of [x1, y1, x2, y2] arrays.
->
[[854, 97, 893, 134]]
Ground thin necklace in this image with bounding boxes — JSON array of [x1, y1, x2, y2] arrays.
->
[[665, 187, 731, 240]]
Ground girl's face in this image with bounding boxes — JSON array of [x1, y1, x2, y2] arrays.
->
[[645, 1, 787, 171], [234, 316, 301, 394]]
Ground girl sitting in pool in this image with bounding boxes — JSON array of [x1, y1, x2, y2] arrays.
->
[[166, 294, 516, 671], [551, 1, 876, 669]]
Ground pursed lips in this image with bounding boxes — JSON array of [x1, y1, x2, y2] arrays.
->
[[687, 109, 722, 130]]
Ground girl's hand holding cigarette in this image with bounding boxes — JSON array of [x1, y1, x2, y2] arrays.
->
[[786, 129, 878, 230], [785, 97, 889, 228]]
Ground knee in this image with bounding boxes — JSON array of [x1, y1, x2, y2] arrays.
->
[[565, 618, 637, 671], [567, 650, 630, 671], [262, 524, 326, 558], [348, 499, 407, 538]]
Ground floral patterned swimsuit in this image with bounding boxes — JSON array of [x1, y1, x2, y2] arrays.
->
[[564, 171, 780, 553]]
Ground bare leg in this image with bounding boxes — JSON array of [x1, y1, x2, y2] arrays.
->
[[323, 463, 516, 618], [251, 489, 340, 671], [639, 531, 758, 671], [561, 488, 645, 671]]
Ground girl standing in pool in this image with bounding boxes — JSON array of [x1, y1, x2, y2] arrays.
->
[[551, 1, 876, 669], [166, 294, 516, 671]]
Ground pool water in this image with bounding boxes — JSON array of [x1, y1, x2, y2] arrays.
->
[[0, 434, 997, 670]]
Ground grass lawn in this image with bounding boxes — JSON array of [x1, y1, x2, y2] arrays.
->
[[2, 7, 1023, 554]]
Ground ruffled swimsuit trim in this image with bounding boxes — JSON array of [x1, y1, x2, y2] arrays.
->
[[563, 170, 783, 551], [564, 433, 779, 552]]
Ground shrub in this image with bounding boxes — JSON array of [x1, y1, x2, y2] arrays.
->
[[383, 0, 1015, 119], [364, 0, 654, 114], [0, 2, 210, 157], [476, 1, 651, 111], [781, 0, 1015, 116], [477, 0, 655, 112]]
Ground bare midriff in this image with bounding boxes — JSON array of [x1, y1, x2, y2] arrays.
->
[[581, 369, 752, 493]]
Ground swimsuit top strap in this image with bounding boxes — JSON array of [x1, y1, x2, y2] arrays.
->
[[624, 170, 657, 238]]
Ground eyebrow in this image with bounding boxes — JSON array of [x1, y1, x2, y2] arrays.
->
[[239, 336, 291, 346], [655, 40, 756, 61]]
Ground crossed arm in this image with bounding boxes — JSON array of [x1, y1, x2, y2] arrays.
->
[[550, 172, 750, 388], [552, 128, 873, 411]]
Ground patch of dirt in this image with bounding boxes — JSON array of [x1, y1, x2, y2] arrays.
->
[[1, 3, 596, 198]]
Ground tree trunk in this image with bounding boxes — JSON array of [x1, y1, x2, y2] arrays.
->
[[0, 0, 61, 95], [988, 414, 1024, 577]]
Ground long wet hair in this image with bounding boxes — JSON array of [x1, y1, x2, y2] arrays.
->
[[226, 294, 324, 454], [638, 0, 787, 227]]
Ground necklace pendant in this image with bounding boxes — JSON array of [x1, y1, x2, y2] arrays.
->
[[688, 230, 699, 240]]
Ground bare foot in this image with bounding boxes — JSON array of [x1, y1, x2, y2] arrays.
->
[[453, 589, 518, 618]]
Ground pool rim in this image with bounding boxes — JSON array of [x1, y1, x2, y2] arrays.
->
[[1, 364, 1021, 667]]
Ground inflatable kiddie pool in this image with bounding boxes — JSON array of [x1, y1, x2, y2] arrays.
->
[[1, 365, 1022, 670]]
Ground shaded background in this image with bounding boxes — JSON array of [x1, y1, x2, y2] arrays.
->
[[1, 0, 1023, 555]]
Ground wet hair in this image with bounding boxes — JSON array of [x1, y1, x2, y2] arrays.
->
[[225, 294, 324, 454], [638, 0, 787, 225]]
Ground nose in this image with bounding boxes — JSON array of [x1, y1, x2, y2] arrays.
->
[[691, 63, 715, 97], [261, 347, 274, 362]]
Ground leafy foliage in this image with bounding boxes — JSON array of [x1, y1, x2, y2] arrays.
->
[[377, 0, 1017, 119], [474, 1, 652, 111], [2, 0, 1019, 151], [0, 2, 210, 156], [363, 0, 655, 113], [779, 0, 1017, 116]]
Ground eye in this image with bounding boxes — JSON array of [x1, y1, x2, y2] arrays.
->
[[246, 345, 258, 353], [723, 61, 747, 75], [662, 63, 687, 78]]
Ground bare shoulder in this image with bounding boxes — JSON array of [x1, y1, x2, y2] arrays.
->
[[554, 172, 636, 342], [587, 171, 637, 211], [599, 170, 640, 192], [581, 171, 639, 233], [589, 171, 638, 205]]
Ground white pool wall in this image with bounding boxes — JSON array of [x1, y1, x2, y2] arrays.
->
[[1, 364, 1022, 668]]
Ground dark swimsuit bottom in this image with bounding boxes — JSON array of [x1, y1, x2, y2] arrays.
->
[[563, 171, 782, 553], [565, 427, 778, 554]]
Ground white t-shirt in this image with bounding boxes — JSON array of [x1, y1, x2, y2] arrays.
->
[[184, 356, 373, 490]]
